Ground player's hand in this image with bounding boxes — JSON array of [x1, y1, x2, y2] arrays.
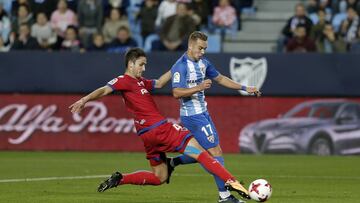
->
[[69, 99, 86, 114], [198, 79, 212, 91], [246, 86, 261, 97]]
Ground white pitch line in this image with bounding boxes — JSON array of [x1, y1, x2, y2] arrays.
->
[[174, 174, 360, 180], [0, 175, 109, 183], [0, 173, 359, 183]]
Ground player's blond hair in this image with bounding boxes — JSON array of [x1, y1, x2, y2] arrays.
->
[[188, 31, 208, 42]]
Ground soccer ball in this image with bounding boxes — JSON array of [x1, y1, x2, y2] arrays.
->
[[248, 179, 272, 202]]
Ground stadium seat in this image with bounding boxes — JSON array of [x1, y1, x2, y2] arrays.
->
[[133, 33, 144, 48], [126, 1, 142, 35], [144, 34, 160, 52], [206, 34, 221, 53]]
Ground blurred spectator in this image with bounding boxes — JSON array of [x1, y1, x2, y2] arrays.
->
[[88, 32, 107, 51], [11, 23, 40, 50], [102, 8, 129, 43], [190, 0, 210, 28], [278, 3, 313, 52], [0, 0, 12, 15], [310, 9, 327, 40], [77, 0, 103, 48], [11, 4, 34, 35], [155, 0, 177, 28], [306, 0, 332, 13], [103, 0, 129, 17], [282, 4, 313, 39], [50, 0, 77, 38], [30, 0, 57, 18], [318, 0, 332, 11], [107, 26, 137, 53], [308, 0, 332, 24], [339, 7, 359, 50], [11, 0, 30, 17], [316, 23, 346, 52], [64, 0, 77, 12], [187, 2, 202, 29], [0, 2, 10, 43], [138, 0, 158, 39], [346, 0, 360, 13], [31, 12, 57, 49], [60, 25, 84, 52], [211, 0, 237, 36], [157, 3, 196, 51], [286, 25, 317, 52], [307, 0, 319, 14], [333, 0, 360, 14], [125, 0, 145, 35], [0, 36, 9, 51]]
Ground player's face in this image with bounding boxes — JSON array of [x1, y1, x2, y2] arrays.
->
[[189, 39, 207, 61], [130, 56, 147, 78]]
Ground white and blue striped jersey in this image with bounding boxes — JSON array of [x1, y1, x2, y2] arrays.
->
[[171, 53, 219, 116]]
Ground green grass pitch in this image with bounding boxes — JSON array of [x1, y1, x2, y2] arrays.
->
[[0, 152, 359, 203]]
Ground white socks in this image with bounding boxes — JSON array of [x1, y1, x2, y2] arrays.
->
[[219, 191, 231, 199]]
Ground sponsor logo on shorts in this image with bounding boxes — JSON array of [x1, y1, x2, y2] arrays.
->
[[207, 135, 215, 143]]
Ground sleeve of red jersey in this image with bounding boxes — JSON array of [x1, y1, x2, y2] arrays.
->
[[144, 79, 156, 91], [107, 76, 127, 91]]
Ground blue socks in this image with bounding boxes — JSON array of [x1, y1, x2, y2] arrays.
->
[[213, 156, 226, 192], [172, 155, 226, 192]]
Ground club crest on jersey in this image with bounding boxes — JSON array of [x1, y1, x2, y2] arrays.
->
[[229, 57, 267, 96], [135, 119, 146, 125], [207, 135, 215, 143], [140, 88, 149, 95], [137, 81, 145, 86]]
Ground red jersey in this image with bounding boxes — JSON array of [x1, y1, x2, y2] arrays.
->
[[107, 74, 166, 133]]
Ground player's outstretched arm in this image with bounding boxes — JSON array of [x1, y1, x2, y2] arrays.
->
[[172, 79, 212, 99], [214, 74, 261, 97], [154, 70, 171, 89], [69, 86, 113, 114]]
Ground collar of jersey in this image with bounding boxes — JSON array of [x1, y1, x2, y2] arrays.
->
[[183, 52, 197, 63], [124, 74, 142, 81]]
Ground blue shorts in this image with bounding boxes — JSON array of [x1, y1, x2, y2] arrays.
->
[[181, 111, 219, 150]]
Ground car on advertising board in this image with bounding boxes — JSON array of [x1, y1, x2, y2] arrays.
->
[[239, 100, 360, 155]]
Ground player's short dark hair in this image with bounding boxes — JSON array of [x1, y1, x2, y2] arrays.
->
[[125, 48, 146, 67], [189, 31, 208, 42]]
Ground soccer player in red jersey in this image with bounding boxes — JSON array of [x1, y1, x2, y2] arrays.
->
[[69, 48, 250, 200]]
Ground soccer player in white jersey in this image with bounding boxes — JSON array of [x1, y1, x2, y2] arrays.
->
[[168, 31, 261, 203]]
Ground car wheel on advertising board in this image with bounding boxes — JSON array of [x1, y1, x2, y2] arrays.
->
[[309, 137, 333, 156]]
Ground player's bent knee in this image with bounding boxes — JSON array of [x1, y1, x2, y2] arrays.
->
[[187, 137, 205, 151], [208, 145, 222, 157]]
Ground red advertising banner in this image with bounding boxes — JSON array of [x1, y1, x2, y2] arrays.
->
[[1, 94, 360, 154]]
